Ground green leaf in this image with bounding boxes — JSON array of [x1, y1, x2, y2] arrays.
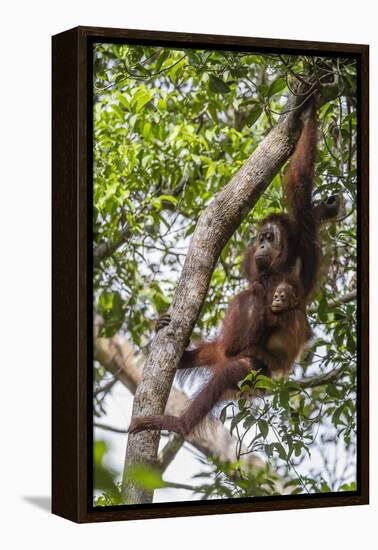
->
[[254, 375, 275, 391], [321, 481, 331, 492], [153, 291, 171, 314], [246, 107, 262, 127], [340, 481, 357, 491], [268, 77, 287, 97], [159, 194, 178, 205], [283, 478, 303, 489], [208, 74, 231, 94], [284, 380, 301, 392], [243, 416, 256, 429], [258, 419, 269, 439], [98, 291, 125, 336], [131, 87, 154, 112], [111, 104, 125, 120], [157, 97, 167, 111], [142, 121, 152, 139], [317, 295, 329, 322], [93, 440, 107, 464], [125, 465, 166, 491], [155, 49, 170, 72], [208, 103, 218, 123], [279, 389, 290, 410], [230, 411, 246, 433], [275, 443, 287, 460], [326, 383, 340, 398], [258, 83, 269, 97]]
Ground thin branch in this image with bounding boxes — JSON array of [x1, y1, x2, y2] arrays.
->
[[93, 224, 132, 267], [337, 289, 357, 304], [308, 289, 356, 314], [95, 55, 187, 92], [278, 55, 312, 88], [296, 364, 348, 390], [93, 377, 118, 397], [94, 422, 128, 434], [157, 434, 185, 471]]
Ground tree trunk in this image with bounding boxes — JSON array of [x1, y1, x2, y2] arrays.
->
[[123, 87, 313, 504]]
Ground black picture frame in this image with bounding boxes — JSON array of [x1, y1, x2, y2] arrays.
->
[[52, 26, 369, 523]]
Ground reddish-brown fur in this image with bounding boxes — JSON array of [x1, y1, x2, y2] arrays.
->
[[129, 104, 328, 437], [247, 270, 312, 377], [243, 103, 320, 298]]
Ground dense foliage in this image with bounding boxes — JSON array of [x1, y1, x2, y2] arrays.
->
[[92, 44, 357, 504]]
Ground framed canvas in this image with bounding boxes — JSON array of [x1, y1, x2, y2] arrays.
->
[[52, 26, 369, 523]]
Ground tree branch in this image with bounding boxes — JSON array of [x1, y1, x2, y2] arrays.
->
[[308, 289, 356, 314], [123, 83, 316, 504], [157, 434, 184, 471], [337, 289, 357, 304], [94, 422, 128, 434], [93, 225, 131, 267], [296, 364, 348, 390]]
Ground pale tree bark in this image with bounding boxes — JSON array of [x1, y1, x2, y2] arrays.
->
[[122, 86, 317, 504]]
